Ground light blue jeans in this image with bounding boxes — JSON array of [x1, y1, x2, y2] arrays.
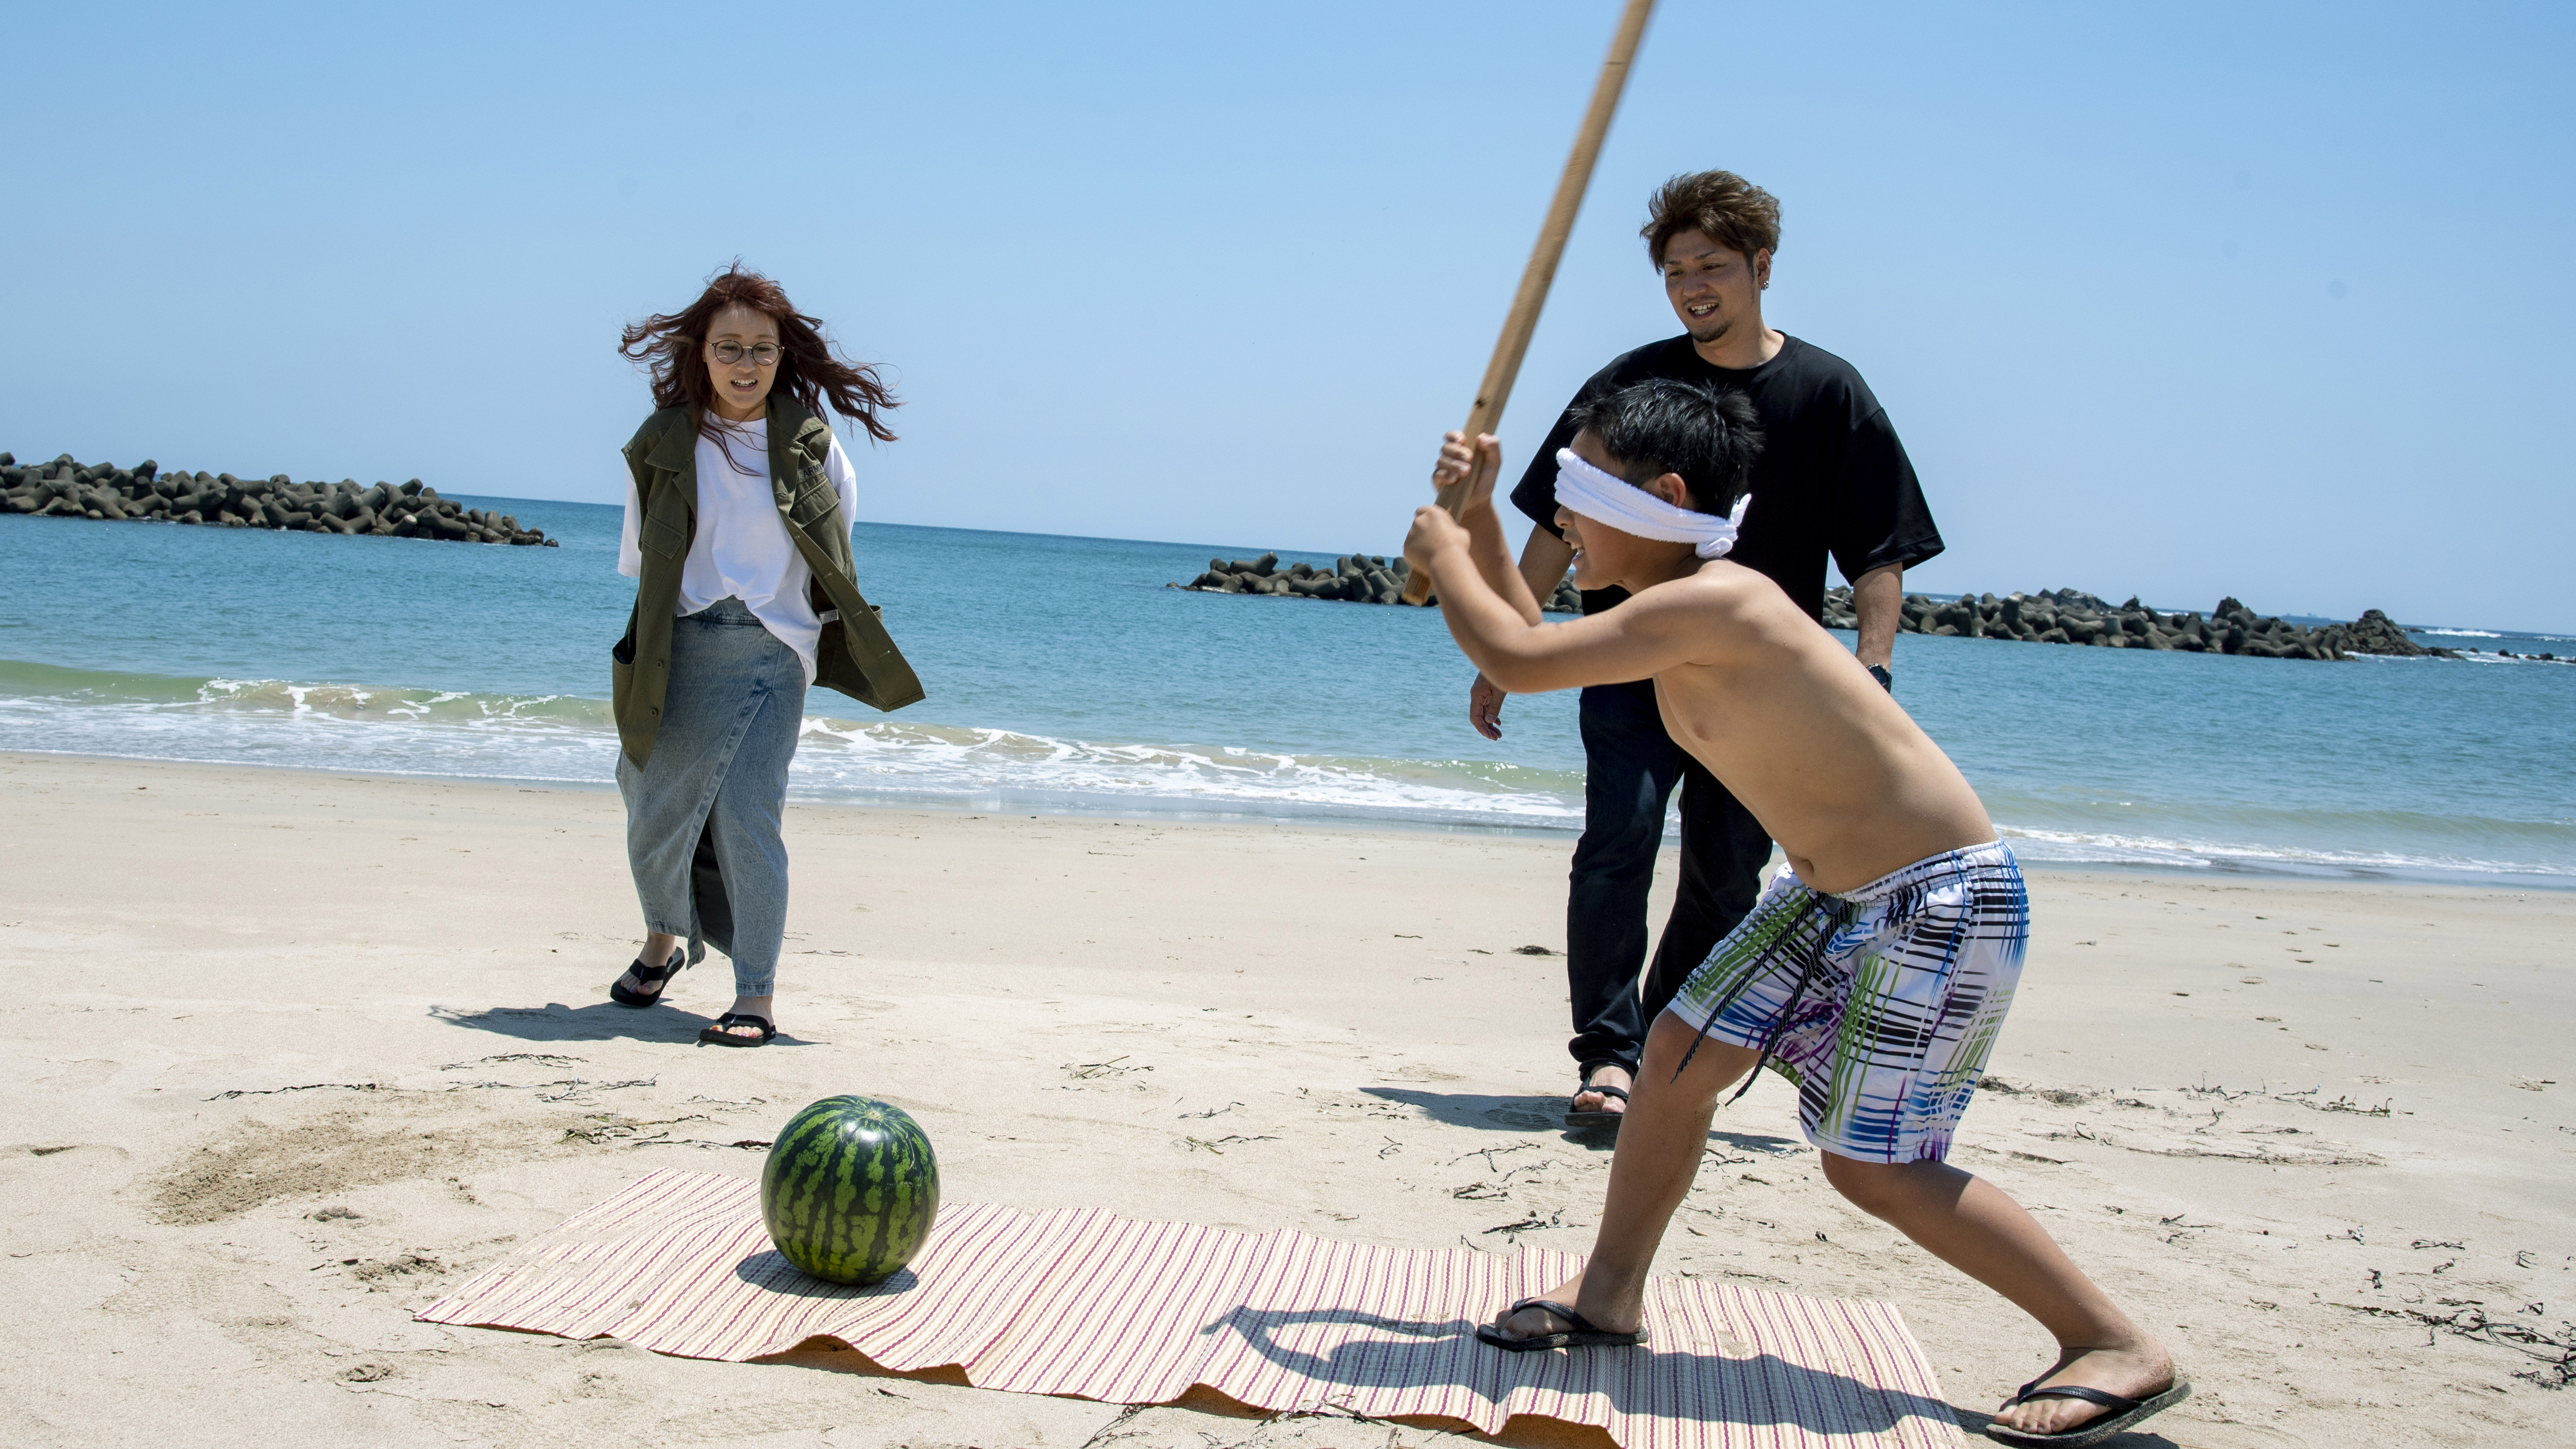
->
[[615, 597, 806, 997]]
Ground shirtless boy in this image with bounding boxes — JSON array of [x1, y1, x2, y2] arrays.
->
[[1402, 378, 2187, 1448]]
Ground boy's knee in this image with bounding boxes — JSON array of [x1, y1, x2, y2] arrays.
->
[[1639, 1013, 1753, 1104], [1820, 1154, 1963, 1219], [1818, 1154, 1909, 1216], [1638, 1012, 1697, 1072]]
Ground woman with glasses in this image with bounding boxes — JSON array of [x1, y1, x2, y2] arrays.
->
[[604, 265, 922, 1045]]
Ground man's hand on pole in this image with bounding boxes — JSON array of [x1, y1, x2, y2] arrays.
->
[[1468, 673, 1507, 741]]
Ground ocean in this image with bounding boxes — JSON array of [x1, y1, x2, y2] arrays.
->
[[4, 498, 2572, 887]]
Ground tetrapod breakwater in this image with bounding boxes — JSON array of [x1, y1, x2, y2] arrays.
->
[[1823, 586, 2465, 661], [2, 451, 555, 546], [1173, 552, 2489, 665], [1170, 551, 1582, 613]]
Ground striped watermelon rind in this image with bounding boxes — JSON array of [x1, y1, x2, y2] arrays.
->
[[761, 1096, 941, 1286]]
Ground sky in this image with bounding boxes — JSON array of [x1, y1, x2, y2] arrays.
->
[[6, 1, 2571, 631]]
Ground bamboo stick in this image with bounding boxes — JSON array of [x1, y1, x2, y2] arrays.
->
[[1401, 0, 1657, 606]]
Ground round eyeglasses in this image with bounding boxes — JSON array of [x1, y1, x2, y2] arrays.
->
[[709, 341, 782, 368]]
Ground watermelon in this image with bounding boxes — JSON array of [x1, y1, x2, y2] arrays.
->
[[761, 1096, 940, 1285]]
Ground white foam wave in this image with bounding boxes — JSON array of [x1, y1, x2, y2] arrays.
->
[[196, 677, 605, 724], [2453, 651, 2574, 666], [1997, 823, 2576, 881], [790, 717, 1583, 824], [2337, 649, 2574, 666], [8, 669, 2569, 882], [0, 682, 1584, 829]]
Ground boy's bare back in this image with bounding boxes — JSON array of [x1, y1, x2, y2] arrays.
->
[[1594, 561, 1990, 893]]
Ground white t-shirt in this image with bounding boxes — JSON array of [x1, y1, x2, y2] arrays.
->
[[617, 415, 863, 684]]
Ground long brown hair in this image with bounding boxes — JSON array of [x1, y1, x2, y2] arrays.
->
[[619, 263, 900, 445]]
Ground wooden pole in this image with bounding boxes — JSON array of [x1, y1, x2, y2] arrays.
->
[[1401, 0, 1656, 605]]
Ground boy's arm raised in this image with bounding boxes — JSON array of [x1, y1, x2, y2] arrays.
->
[[1433, 431, 1543, 626], [1404, 505, 1702, 695]]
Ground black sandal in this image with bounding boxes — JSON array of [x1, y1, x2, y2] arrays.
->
[[1565, 1061, 1633, 1129], [609, 948, 686, 1008], [1984, 1377, 2191, 1447], [697, 1012, 775, 1047], [1475, 1298, 1650, 1351]]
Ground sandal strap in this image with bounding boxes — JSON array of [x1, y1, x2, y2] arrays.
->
[[610, 949, 688, 1008], [2008, 1383, 2142, 1412], [1571, 1066, 1632, 1110], [629, 948, 686, 985], [1506, 1298, 1600, 1335]]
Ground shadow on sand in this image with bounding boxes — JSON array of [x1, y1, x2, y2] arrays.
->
[[1209, 1303, 1961, 1442], [1360, 1089, 1806, 1156], [428, 1000, 815, 1047], [747, 1303, 1997, 1449]]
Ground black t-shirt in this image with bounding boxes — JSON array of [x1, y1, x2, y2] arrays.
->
[[1509, 333, 1944, 622]]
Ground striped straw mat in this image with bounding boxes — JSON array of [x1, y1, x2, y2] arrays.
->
[[417, 1168, 1964, 1449]]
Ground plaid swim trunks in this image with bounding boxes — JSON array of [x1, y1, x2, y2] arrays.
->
[[1661, 841, 2027, 1164]]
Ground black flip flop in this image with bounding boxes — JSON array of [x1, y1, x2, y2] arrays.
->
[[1565, 1065, 1632, 1129], [1983, 1377, 2191, 1447], [1475, 1298, 1649, 1352], [697, 1012, 776, 1047], [609, 948, 686, 1008]]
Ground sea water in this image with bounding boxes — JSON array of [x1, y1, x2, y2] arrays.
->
[[3, 499, 2571, 887]]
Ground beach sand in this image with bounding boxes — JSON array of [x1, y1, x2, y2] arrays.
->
[[2, 749, 2568, 1448]]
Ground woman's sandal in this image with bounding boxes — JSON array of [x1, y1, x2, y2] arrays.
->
[[697, 1013, 776, 1047], [1475, 1298, 1650, 1351], [609, 948, 686, 1008], [1983, 1377, 2191, 1447]]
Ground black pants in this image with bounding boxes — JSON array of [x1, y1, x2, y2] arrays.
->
[[1565, 680, 1777, 1078]]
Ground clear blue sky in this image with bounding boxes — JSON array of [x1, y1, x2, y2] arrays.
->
[[7, 2, 2570, 630]]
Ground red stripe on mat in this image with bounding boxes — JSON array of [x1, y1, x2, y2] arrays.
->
[[418, 1169, 1962, 1449]]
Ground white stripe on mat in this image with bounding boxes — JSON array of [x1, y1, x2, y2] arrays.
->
[[417, 1169, 1962, 1449]]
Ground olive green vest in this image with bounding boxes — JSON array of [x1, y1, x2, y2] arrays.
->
[[613, 396, 923, 765]]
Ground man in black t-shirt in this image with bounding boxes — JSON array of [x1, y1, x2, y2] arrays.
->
[[1475, 172, 1945, 1124]]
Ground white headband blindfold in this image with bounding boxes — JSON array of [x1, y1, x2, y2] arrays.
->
[[1553, 448, 1751, 560]]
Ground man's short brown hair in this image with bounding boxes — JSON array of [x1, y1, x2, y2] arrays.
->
[[1642, 171, 1781, 268]]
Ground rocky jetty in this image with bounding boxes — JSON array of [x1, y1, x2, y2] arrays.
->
[[1169, 551, 1585, 613], [1170, 551, 2488, 662], [1819, 586, 2457, 661], [2321, 608, 2453, 658], [0, 451, 555, 546]]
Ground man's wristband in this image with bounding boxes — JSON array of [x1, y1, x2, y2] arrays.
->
[[1867, 664, 1892, 692]]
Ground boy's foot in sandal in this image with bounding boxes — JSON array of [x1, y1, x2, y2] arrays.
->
[[609, 947, 686, 1008], [1565, 1061, 1632, 1127], [1476, 1296, 1648, 1351], [1985, 1343, 2185, 1447], [698, 1012, 776, 1047]]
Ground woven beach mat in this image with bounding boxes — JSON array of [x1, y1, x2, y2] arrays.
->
[[417, 1169, 1964, 1449]]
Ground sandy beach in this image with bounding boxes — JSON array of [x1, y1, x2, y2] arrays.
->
[[2, 748, 2568, 1448]]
